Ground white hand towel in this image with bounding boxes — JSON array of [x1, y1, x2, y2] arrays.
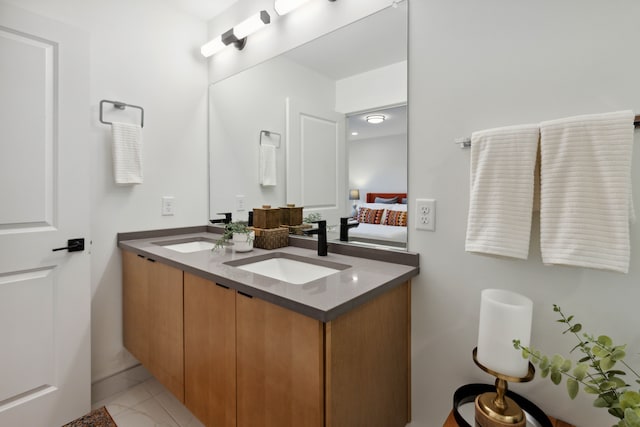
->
[[465, 124, 540, 259], [260, 144, 277, 186], [111, 122, 143, 184], [539, 110, 634, 274]]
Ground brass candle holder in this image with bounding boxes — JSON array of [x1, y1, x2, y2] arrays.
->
[[472, 347, 535, 427]]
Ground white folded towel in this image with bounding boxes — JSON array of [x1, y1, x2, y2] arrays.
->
[[539, 110, 635, 274], [260, 144, 277, 186], [111, 122, 143, 184], [465, 124, 540, 259]]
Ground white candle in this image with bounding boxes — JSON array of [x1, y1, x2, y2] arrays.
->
[[476, 289, 533, 378]]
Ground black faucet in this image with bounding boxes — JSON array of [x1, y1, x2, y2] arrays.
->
[[304, 220, 327, 256], [210, 212, 232, 224], [339, 217, 359, 242]]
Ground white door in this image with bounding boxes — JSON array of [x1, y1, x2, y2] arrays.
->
[[286, 97, 346, 226], [0, 3, 91, 426]]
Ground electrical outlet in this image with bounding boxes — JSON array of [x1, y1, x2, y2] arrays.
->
[[161, 196, 175, 216], [415, 198, 436, 231], [236, 195, 245, 211]]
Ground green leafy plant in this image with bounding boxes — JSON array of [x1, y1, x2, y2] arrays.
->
[[303, 212, 322, 224], [213, 221, 253, 250], [513, 305, 640, 427]]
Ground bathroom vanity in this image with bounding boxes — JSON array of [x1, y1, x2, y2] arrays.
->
[[118, 226, 419, 427]]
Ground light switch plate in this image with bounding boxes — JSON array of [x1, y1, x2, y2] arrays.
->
[[236, 195, 245, 211], [161, 196, 175, 216]]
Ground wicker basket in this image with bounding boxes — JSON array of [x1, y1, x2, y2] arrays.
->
[[252, 226, 289, 249]]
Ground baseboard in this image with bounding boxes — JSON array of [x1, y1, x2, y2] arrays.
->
[[91, 363, 152, 404]]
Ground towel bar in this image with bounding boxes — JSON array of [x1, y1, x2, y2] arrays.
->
[[99, 99, 144, 128], [457, 114, 640, 149]]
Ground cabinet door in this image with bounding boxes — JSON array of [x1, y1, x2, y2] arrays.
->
[[184, 273, 236, 427], [147, 259, 184, 402], [122, 251, 149, 366], [236, 293, 324, 427], [325, 282, 410, 427]]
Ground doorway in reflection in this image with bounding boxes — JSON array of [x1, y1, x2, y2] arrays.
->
[[343, 104, 408, 248]]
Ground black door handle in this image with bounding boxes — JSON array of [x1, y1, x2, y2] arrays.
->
[[52, 238, 85, 252]]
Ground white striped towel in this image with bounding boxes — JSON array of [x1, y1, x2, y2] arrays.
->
[[539, 110, 635, 274], [465, 124, 540, 259], [259, 144, 277, 186], [112, 122, 143, 184]]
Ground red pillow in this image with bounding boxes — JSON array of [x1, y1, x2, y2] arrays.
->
[[357, 207, 384, 224]]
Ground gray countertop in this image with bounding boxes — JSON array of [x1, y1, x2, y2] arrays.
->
[[118, 228, 419, 322]]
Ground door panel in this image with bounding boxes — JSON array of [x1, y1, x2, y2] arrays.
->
[[286, 97, 346, 226], [0, 267, 55, 403], [184, 273, 236, 427], [0, 3, 90, 426], [236, 293, 324, 427], [301, 115, 339, 208], [0, 27, 55, 230]]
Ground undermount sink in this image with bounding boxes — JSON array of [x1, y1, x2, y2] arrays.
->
[[156, 238, 216, 253], [225, 252, 350, 285]]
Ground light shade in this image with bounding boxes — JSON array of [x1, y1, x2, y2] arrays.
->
[[200, 36, 225, 57], [234, 10, 270, 39], [274, 0, 312, 15], [366, 114, 385, 124], [201, 10, 270, 58], [476, 289, 533, 378], [349, 189, 360, 200]]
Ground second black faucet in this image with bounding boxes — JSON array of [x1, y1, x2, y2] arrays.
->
[[303, 220, 327, 256]]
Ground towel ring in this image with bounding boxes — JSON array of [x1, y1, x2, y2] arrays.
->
[[99, 99, 144, 128], [260, 130, 281, 148]]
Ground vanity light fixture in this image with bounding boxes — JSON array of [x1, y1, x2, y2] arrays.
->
[[365, 114, 386, 124], [201, 10, 271, 58], [351, 131, 358, 136]]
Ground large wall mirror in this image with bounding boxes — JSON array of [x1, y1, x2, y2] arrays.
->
[[209, 2, 408, 249]]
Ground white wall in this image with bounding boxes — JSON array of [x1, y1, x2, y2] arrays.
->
[[1, 0, 209, 382], [409, 1, 640, 426], [349, 134, 407, 197], [336, 61, 407, 114], [209, 55, 335, 220]]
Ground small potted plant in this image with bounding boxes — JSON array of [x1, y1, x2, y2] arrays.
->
[[214, 221, 254, 252]]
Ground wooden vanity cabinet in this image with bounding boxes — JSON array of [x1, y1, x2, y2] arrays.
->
[[123, 250, 410, 427], [122, 251, 184, 402], [184, 272, 237, 427]]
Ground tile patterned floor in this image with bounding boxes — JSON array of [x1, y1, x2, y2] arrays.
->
[[91, 377, 204, 427]]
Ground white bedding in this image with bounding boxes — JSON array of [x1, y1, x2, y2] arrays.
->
[[349, 223, 407, 244]]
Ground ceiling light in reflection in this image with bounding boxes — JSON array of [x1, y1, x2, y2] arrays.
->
[[366, 114, 385, 124]]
